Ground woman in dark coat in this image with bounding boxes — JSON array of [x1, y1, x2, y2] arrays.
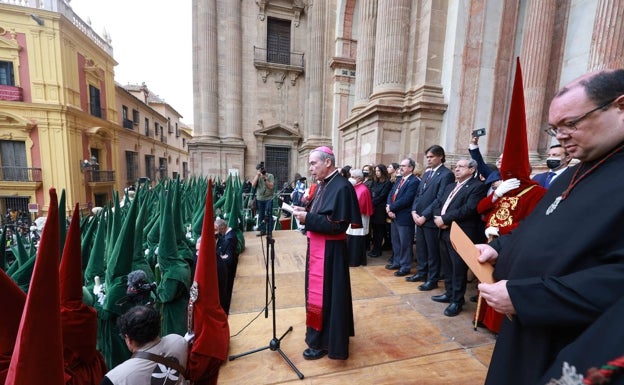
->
[[368, 164, 391, 258]]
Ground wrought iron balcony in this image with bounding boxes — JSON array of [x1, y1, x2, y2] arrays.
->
[[253, 46, 305, 86], [0, 167, 42, 182], [84, 170, 115, 183], [123, 118, 134, 129], [253, 46, 304, 69], [0, 85, 24, 102]]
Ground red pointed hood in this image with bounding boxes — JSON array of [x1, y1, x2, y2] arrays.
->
[[6, 188, 65, 385], [500, 57, 538, 188], [60, 203, 99, 364], [187, 179, 230, 384], [0, 269, 26, 383]]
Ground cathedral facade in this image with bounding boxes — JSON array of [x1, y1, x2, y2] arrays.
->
[[190, 0, 624, 187]]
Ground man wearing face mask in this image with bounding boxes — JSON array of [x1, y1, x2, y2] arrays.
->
[[532, 144, 572, 188]]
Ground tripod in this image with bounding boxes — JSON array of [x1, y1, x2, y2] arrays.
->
[[228, 234, 304, 380]]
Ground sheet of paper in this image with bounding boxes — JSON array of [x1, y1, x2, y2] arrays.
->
[[280, 202, 294, 213], [450, 222, 495, 284]]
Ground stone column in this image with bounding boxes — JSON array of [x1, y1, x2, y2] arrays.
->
[[588, 0, 624, 70], [219, 2, 243, 142], [371, 0, 410, 100], [352, 0, 377, 112], [305, 0, 326, 140], [520, 0, 556, 160], [192, 0, 218, 139]]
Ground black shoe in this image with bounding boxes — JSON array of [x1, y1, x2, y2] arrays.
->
[[367, 251, 381, 257], [405, 273, 427, 282], [431, 294, 451, 303], [444, 302, 463, 317], [418, 281, 438, 291], [385, 264, 400, 270], [394, 270, 410, 277], [303, 348, 328, 360]]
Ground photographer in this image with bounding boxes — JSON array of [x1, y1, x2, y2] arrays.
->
[[251, 161, 275, 236], [101, 305, 188, 385]]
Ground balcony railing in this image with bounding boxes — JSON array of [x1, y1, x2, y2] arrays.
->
[[0, 0, 114, 57], [253, 46, 304, 69], [0, 85, 24, 102], [123, 118, 134, 129], [84, 170, 115, 183], [0, 167, 43, 182]]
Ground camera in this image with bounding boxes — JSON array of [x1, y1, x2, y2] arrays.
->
[[256, 161, 266, 174], [472, 128, 486, 137], [126, 270, 157, 304]]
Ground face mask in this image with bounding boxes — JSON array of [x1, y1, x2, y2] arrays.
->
[[546, 158, 561, 170], [363, 171, 370, 177], [348, 178, 357, 186]]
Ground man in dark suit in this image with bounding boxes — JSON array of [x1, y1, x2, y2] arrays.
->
[[431, 158, 487, 316], [531, 144, 572, 189], [408, 145, 455, 290], [385, 158, 420, 276]]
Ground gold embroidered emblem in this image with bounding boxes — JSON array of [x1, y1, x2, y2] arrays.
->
[[488, 196, 518, 228]]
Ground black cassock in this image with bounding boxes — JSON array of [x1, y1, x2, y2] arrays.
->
[[485, 147, 624, 385], [538, 295, 624, 385], [304, 170, 361, 359]]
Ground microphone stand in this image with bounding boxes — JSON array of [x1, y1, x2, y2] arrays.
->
[[228, 234, 304, 380]]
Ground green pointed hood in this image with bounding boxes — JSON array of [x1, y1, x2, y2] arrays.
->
[[102, 191, 138, 316]]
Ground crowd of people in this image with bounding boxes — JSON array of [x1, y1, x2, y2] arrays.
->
[[288, 68, 624, 385], [6, 68, 620, 385]]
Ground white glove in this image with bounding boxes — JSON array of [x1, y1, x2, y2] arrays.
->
[[494, 178, 520, 197], [485, 226, 500, 238]]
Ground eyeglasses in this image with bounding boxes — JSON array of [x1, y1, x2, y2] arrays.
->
[[545, 98, 616, 137]]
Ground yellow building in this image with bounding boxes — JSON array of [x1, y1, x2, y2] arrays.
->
[[0, 1, 190, 224]]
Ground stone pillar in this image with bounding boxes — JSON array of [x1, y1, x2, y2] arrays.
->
[[588, 0, 624, 70], [305, 0, 326, 140], [192, 0, 218, 139], [352, 0, 377, 112], [371, 0, 410, 101], [219, 2, 243, 142], [520, 0, 556, 160]]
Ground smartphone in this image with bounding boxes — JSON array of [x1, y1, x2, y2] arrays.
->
[[472, 128, 486, 137]]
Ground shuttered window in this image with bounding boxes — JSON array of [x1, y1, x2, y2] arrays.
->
[[0, 140, 27, 180], [267, 18, 291, 65]]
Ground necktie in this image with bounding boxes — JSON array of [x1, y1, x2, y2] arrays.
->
[[391, 177, 405, 202], [545, 171, 556, 187], [423, 170, 433, 187], [441, 182, 463, 214]]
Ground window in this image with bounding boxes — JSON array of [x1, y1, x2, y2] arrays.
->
[[0, 61, 15, 86], [94, 193, 108, 208], [122, 106, 133, 129], [182, 162, 189, 180], [89, 84, 102, 118], [145, 155, 155, 181], [158, 157, 167, 180], [145, 118, 150, 136], [265, 146, 290, 189], [125, 151, 138, 184], [132, 109, 139, 124], [175, 122, 179, 137], [168, 118, 173, 134], [0, 140, 27, 181], [267, 18, 291, 65], [155, 122, 159, 136], [182, 138, 186, 148]]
